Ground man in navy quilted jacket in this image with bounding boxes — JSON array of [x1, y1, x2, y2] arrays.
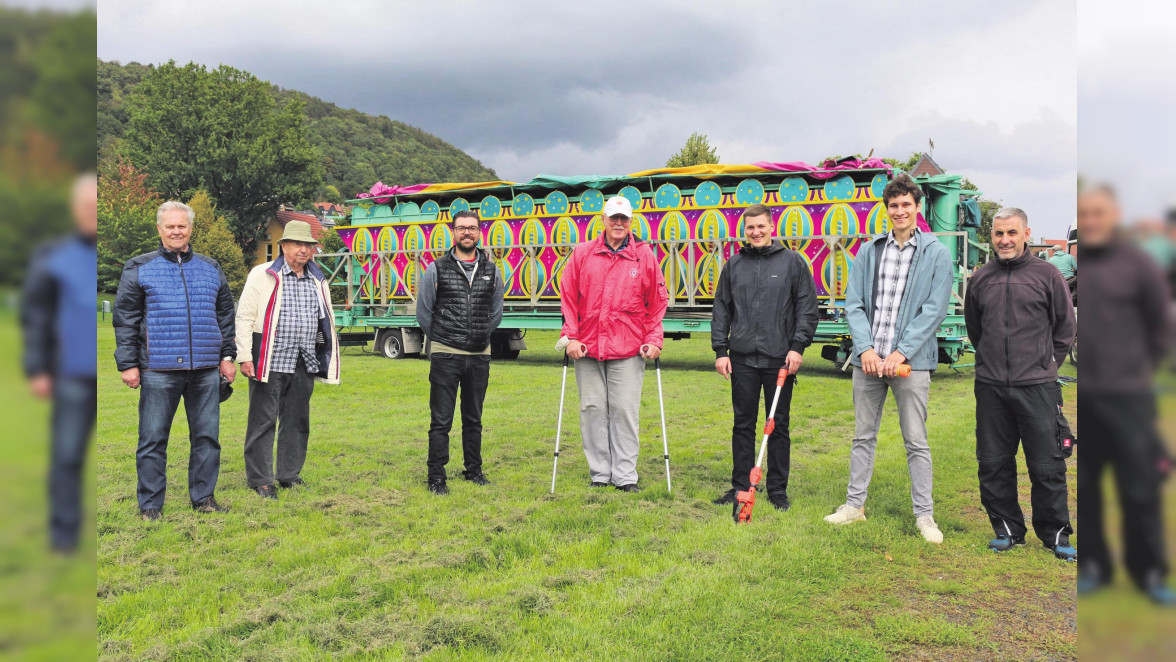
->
[[113, 200, 237, 521], [22, 174, 98, 553]]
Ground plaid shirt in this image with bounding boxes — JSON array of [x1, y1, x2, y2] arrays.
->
[[269, 263, 323, 374], [870, 230, 919, 358]]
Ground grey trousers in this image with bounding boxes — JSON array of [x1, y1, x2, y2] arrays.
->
[[846, 366, 934, 517], [574, 355, 645, 486], [244, 357, 315, 488]]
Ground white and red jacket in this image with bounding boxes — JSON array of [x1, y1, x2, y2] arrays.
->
[[235, 256, 341, 385], [560, 233, 669, 360]]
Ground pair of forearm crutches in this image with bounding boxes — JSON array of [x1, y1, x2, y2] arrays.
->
[[550, 353, 671, 493]]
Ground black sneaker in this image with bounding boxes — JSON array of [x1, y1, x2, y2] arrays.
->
[[614, 484, 641, 493], [589, 481, 609, 488], [768, 493, 791, 512], [140, 508, 162, 522], [192, 496, 229, 513], [463, 473, 491, 486], [428, 479, 449, 495], [254, 485, 278, 500], [712, 489, 737, 505], [278, 477, 305, 489]]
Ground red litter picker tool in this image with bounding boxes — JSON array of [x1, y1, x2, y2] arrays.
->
[[734, 366, 790, 523]]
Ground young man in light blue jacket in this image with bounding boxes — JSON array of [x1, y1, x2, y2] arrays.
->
[[824, 174, 953, 544]]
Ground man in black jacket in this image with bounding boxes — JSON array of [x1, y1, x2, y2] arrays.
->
[[964, 207, 1076, 559], [1076, 185, 1174, 605], [711, 203, 818, 511], [416, 210, 505, 495]]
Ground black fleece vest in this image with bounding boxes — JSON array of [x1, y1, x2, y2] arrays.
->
[[430, 253, 497, 352]]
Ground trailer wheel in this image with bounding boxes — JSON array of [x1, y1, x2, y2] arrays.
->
[[378, 329, 405, 360], [490, 333, 521, 360]]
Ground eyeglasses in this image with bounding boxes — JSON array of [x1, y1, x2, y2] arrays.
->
[[454, 226, 481, 235]]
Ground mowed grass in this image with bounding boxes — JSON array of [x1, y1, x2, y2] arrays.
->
[[0, 311, 94, 661], [98, 323, 1078, 661]]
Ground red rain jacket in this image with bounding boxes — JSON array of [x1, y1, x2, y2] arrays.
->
[[560, 233, 669, 360]]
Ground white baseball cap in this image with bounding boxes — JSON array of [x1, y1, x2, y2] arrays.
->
[[603, 195, 633, 218]]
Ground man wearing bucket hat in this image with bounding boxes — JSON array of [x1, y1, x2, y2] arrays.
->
[[559, 195, 669, 492], [236, 220, 340, 500]]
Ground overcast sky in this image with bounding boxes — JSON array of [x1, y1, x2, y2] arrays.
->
[[1078, 0, 1176, 224], [97, 0, 1077, 238]]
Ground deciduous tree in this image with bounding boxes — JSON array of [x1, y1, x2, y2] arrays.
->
[[122, 61, 323, 254]]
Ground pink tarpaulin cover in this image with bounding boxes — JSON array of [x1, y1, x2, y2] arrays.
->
[[751, 158, 892, 178]]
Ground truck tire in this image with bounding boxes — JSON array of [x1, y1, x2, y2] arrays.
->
[[490, 333, 520, 360], [378, 329, 405, 360]]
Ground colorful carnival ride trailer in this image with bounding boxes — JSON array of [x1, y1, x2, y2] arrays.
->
[[318, 159, 984, 365]]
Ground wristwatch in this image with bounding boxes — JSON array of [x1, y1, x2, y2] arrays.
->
[[222, 356, 234, 362]]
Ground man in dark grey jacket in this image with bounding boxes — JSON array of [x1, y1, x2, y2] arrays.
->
[[711, 203, 818, 512], [964, 207, 1076, 560], [1076, 184, 1174, 605]]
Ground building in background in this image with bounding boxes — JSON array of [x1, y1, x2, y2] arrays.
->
[[312, 202, 350, 230], [255, 206, 326, 264], [907, 152, 945, 178]]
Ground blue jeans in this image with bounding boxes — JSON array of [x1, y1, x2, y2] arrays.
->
[[136, 368, 221, 510], [50, 377, 96, 549]]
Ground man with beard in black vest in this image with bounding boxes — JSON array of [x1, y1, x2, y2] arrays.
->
[[417, 210, 505, 495]]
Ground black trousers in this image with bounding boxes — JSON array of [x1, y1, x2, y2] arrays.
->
[[244, 357, 315, 488], [427, 353, 491, 482], [1079, 394, 1169, 589], [975, 381, 1072, 546], [730, 360, 795, 493]]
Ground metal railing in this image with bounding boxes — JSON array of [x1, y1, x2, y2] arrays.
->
[[315, 231, 970, 315]]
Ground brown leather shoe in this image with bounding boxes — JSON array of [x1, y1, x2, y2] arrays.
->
[[192, 496, 229, 513]]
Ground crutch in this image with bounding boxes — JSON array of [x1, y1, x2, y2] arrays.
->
[[734, 365, 790, 523], [550, 352, 570, 493], [655, 357, 672, 493]]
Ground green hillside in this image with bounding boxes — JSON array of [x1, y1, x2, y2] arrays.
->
[[97, 58, 497, 201]]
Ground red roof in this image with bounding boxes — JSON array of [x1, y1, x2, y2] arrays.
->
[[909, 152, 945, 177], [312, 202, 350, 215], [276, 209, 326, 239]]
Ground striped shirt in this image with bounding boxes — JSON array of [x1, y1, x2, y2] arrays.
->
[[870, 231, 919, 358], [270, 263, 323, 374]]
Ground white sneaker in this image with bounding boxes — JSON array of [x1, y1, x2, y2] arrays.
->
[[916, 516, 943, 544], [824, 504, 866, 525]]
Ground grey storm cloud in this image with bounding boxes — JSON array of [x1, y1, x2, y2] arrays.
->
[[98, 0, 1077, 236]]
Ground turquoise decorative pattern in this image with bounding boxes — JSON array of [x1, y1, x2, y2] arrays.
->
[[654, 183, 682, 209], [693, 181, 722, 207], [512, 192, 535, 216], [735, 179, 765, 205]]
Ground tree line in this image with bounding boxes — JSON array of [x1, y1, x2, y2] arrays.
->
[[96, 58, 498, 292]]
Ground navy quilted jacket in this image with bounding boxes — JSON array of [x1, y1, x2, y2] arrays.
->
[[113, 244, 236, 371]]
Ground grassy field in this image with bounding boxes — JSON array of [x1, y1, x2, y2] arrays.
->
[[0, 311, 94, 661], [95, 320, 1084, 661]]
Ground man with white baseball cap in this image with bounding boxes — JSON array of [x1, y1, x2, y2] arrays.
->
[[559, 195, 668, 492]]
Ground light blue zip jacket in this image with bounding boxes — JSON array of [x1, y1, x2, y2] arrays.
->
[[844, 231, 954, 371]]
